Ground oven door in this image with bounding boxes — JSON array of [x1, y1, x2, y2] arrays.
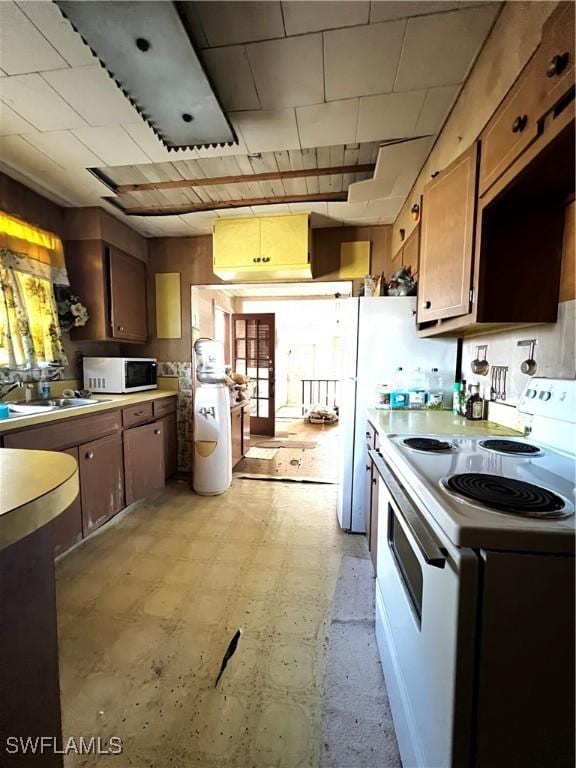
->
[[370, 449, 478, 768], [123, 360, 157, 392]]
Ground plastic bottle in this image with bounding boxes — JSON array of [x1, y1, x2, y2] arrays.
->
[[428, 368, 444, 409], [0, 402, 9, 420], [452, 382, 462, 414], [376, 383, 391, 410], [408, 367, 427, 410], [390, 367, 408, 410], [458, 379, 468, 416], [38, 370, 50, 400]]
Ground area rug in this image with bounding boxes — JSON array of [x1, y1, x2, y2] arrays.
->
[[244, 447, 279, 460], [321, 556, 401, 768], [254, 439, 318, 449]]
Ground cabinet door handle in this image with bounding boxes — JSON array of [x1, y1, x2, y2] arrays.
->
[[262, 256, 271, 263], [86, 451, 94, 460], [422, 300, 431, 309], [546, 52, 569, 78], [117, 325, 124, 331], [252, 257, 261, 263], [154, 429, 161, 435], [134, 410, 145, 415], [511, 114, 528, 133]]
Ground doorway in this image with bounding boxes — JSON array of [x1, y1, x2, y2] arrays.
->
[[191, 281, 352, 483]]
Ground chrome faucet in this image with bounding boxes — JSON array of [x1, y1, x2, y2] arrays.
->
[[0, 379, 23, 401]]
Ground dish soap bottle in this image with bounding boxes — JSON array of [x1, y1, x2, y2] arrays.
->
[[465, 384, 484, 421], [452, 382, 462, 414], [428, 368, 444, 409], [390, 367, 408, 410], [38, 370, 50, 400]]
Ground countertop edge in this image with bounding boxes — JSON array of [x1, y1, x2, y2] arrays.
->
[[366, 407, 522, 439], [0, 390, 178, 435], [0, 449, 79, 552]]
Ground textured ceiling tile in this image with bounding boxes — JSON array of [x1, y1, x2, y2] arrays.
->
[[413, 84, 460, 135], [1, 73, 87, 131], [247, 34, 324, 109], [195, 1, 285, 47], [202, 46, 260, 111], [17, 0, 95, 67], [24, 129, 104, 167], [0, 102, 36, 136], [0, 1, 68, 75], [357, 90, 426, 142], [324, 20, 405, 101], [296, 99, 359, 149], [282, 1, 370, 35], [0, 134, 66, 174], [370, 1, 466, 23], [42, 66, 141, 127], [72, 125, 152, 166], [230, 109, 300, 153], [364, 196, 405, 219], [394, 4, 499, 91]]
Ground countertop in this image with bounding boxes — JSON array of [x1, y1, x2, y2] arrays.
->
[[367, 408, 522, 438], [0, 448, 79, 551], [0, 389, 177, 434]]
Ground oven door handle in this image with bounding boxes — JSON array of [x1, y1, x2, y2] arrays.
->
[[369, 449, 446, 569]]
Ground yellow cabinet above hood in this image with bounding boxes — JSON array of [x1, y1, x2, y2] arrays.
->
[[213, 213, 312, 280]]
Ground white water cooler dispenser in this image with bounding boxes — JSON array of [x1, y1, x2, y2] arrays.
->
[[192, 338, 232, 495]]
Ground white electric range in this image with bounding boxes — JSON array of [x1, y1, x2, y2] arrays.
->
[[372, 378, 575, 768]]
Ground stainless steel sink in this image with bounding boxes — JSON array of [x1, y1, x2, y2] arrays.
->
[[8, 398, 109, 416]]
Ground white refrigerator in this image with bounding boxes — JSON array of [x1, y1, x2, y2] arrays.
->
[[337, 297, 459, 532]]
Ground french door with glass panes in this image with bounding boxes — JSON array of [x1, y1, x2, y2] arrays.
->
[[232, 313, 275, 436]]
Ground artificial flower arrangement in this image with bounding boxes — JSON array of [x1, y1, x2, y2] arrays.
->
[[53, 285, 89, 331]]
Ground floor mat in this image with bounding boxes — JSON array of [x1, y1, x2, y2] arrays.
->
[[244, 447, 279, 460], [321, 556, 401, 768], [254, 440, 318, 449]]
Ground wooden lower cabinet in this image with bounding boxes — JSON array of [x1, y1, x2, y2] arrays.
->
[[365, 423, 380, 572], [50, 446, 83, 556], [79, 432, 124, 536], [124, 421, 165, 505], [231, 406, 243, 467], [156, 414, 178, 478], [242, 406, 250, 455]]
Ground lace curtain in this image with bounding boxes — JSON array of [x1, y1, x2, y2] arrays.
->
[[0, 212, 69, 368]]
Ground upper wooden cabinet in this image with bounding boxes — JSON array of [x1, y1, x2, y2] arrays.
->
[[109, 246, 147, 341], [65, 240, 148, 342], [213, 214, 312, 280], [417, 144, 478, 324], [479, 2, 574, 196]]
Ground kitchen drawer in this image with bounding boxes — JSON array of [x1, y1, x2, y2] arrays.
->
[[122, 401, 154, 427], [366, 422, 377, 450], [479, 62, 541, 196], [153, 396, 177, 419], [3, 409, 121, 451], [534, 2, 575, 120]]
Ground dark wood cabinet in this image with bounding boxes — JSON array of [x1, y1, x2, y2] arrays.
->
[[79, 432, 124, 535], [417, 143, 478, 325], [65, 239, 148, 342], [156, 414, 177, 478], [364, 422, 379, 573], [123, 422, 165, 505], [50, 446, 83, 556], [231, 406, 243, 468], [109, 246, 148, 341], [242, 406, 250, 455]]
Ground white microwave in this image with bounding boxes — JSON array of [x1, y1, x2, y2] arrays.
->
[[83, 357, 158, 393]]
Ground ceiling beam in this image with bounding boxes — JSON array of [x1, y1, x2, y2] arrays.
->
[[110, 163, 376, 193], [105, 191, 348, 217]]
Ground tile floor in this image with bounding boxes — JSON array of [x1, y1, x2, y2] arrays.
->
[[56, 478, 367, 767]]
